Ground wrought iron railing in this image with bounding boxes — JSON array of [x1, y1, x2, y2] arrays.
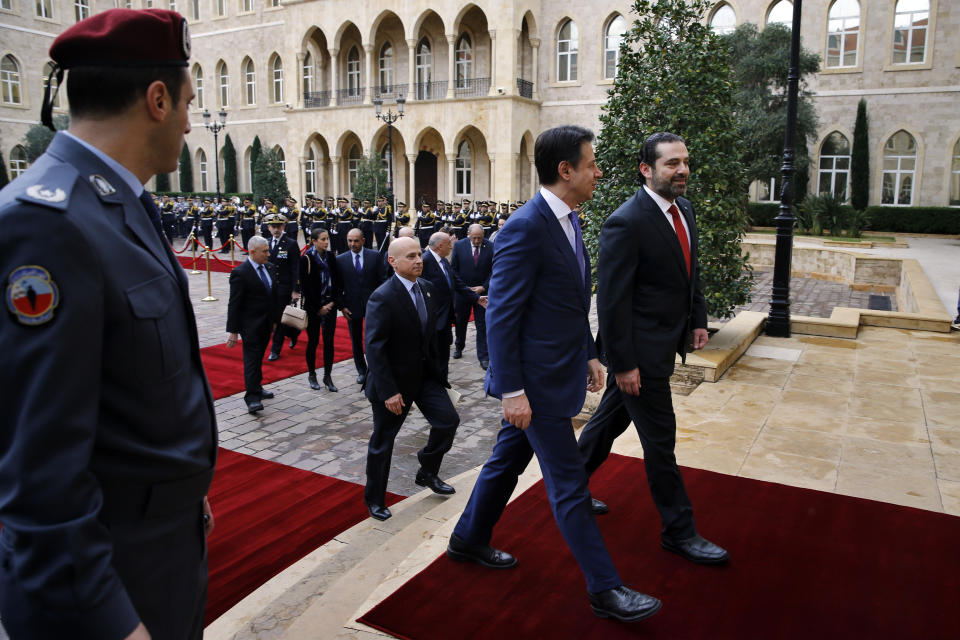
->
[[454, 77, 490, 98], [516, 78, 533, 99], [372, 83, 409, 101], [303, 90, 330, 108], [413, 80, 448, 101], [336, 87, 365, 105]]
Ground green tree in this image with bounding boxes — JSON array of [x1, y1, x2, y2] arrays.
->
[[252, 148, 289, 204], [723, 22, 820, 201], [22, 115, 69, 162], [587, 0, 752, 318], [250, 136, 263, 194], [353, 151, 387, 203], [0, 151, 8, 189], [178, 143, 193, 192], [850, 98, 870, 212], [155, 172, 171, 191], [222, 133, 238, 193]]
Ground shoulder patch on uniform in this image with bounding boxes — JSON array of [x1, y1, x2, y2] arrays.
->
[[89, 174, 117, 197], [14, 165, 78, 212], [6, 265, 60, 326]]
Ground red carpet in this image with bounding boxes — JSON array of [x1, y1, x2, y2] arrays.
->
[[359, 454, 960, 639], [206, 448, 403, 624], [178, 254, 239, 273], [201, 316, 354, 400]]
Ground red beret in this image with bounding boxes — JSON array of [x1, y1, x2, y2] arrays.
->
[[50, 8, 190, 69]]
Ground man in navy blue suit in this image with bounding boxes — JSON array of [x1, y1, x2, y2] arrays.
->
[[337, 228, 387, 384], [447, 126, 661, 622], [450, 224, 493, 368]]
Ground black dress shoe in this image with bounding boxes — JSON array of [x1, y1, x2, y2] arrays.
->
[[452, 348, 463, 359], [662, 534, 730, 565], [323, 376, 339, 392], [479, 359, 489, 370], [446, 533, 517, 569], [259, 390, 275, 399], [415, 469, 455, 495], [367, 504, 392, 521], [589, 585, 662, 622], [591, 498, 609, 515], [308, 373, 321, 390], [246, 402, 264, 414], [267, 352, 279, 361], [289, 336, 298, 349]]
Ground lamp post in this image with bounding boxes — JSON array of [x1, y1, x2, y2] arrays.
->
[[373, 95, 405, 212], [766, 0, 802, 337], [202, 108, 227, 204]]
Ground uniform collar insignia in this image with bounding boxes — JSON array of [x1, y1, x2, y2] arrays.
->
[[26, 184, 67, 203], [89, 174, 117, 197]]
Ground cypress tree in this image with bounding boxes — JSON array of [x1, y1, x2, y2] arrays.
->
[[850, 98, 870, 211], [250, 136, 263, 195], [155, 172, 170, 191], [222, 133, 238, 193], [179, 143, 194, 192], [252, 148, 289, 205]]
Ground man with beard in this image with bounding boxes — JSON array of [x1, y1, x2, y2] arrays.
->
[[578, 132, 728, 566]]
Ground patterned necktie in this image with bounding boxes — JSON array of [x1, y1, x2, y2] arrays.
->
[[258, 264, 271, 291], [668, 204, 691, 277], [355, 252, 362, 274], [567, 211, 585, 285], [473, 246, 479, 266], [413, 281, 428, 330]]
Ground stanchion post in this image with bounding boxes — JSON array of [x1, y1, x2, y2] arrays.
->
[[229, 234, 235, 264], [201, 249, 218, 301], [189, 233, 201, 274]]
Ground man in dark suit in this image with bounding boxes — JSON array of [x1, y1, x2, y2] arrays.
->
[[363, 237, 460, 521], [226, 235, 280, 414], [448, 126, 661, 623], [0, 10, 216, 639], [265, 214, 301, 360], [421, 231, 484, 379], [579, 132, 729, 565], [450, 223, 493, 368], [337, 228, 387, 384]]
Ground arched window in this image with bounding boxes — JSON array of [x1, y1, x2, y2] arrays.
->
[[604, 16, 627, 79], [379, 43, 393, 90], [215, 0, 224, 17], [416, 38, 432, 99], [272, 56, 283, 103], [951, 140, 960, 206], [9, 145, 28, 179], [826, 0, 860, 68], [346, 46, 361, 97], [302, 52, 314, 96], [36, 0, 52, 18], [243, 58, 256, 105], [217, 61, 229, 108], [710, 3, 737, 35], [43, 61, 60, 109], [197, 149, 208, 191], [241, 0, 251, 12], [455, 34, 473, 90], [348, 144, 361, 193], [767, 0, 793, 27], [456, 141, 472, 197], [276, 147, 286, 176], [882, 130, 917, 205], [193, 64, 204, 110], [818, 132, 851, 200], [1, 55, 22, 105], [893, 0, 929, 64], [74, 0, 90, 22], [557, 19, 579, 82], [305, 147, 316, 194]]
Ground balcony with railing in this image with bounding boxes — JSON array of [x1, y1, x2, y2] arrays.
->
[[336, 87, 365, 106], [413, 80, 447, 101], [372, 83, 409, 101], [304, 90, 330, 108], [454, 77, 490, 98], [516, 78, 533, 99]]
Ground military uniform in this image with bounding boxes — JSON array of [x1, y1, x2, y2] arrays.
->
[[334, 199, 353, 254], [358, 200, 375, 248], [160, 196, 176, 243], [240, 201, 257, 249], [216, 201, 236, 252], [198, 200, 215, 249], [394, 201, 410, 237], [280, 202, 300, 242], [373, 198, 392, 248], [416, 205, 436, 248]]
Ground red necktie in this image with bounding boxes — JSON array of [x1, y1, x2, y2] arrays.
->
[[473, 246, 479, 266], [668, 204, 690, 277]]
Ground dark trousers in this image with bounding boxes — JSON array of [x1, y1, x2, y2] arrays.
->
[[305, 310, 337, 376], [241, 226, 255, 250], [0, 504, 207, 640], [365, 378, 459, 507], [373, 221, 388, 248], [359, 221, 374, 248], [217, 222, 233, 251], [453, 413, 622, 594], [199, 221, 213, 249], [270, 293, 299, 356], [578, 376, 695, 540], [347, 316, 367, 375], [454, 296, 487, 361], [242, 328, 270, 404], [335, 223, 351, 253], [436, 325, 452, 380]]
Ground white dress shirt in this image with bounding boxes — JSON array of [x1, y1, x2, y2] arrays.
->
[[643, 185, 691, 250]]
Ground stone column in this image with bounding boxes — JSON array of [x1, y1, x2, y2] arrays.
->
[[529, 156, 537, 199], [489, 155, 497, 202], [529, 37, 540, 100], [328, 48, 339, 105], [331, 155, 341, 197], [446, 33, 456, 99], [363, 43, 374, 104], [407, 153, 417, 208], [487, 30, 497, 96], [295, 52, 305, 108], [298, 156, 307, 198], [447, 153, 457, 202], [407, 39, 416, 101], [511, 153, 520, 200]]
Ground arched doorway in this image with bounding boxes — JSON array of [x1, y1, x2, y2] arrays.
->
[[415, 150, 437, 206]]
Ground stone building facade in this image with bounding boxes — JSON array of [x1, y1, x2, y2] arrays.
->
[[1, 0, 957, 209]]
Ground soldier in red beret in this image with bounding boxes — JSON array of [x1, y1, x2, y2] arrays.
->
[[0, 9, 215, 640]]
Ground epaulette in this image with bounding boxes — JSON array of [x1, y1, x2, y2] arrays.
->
[[11, 164, 80, 212]]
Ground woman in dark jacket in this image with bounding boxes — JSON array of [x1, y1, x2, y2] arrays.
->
[[299, 228, 343, 391]]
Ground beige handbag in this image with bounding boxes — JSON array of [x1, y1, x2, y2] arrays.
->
[[281, 300, 308, 331]]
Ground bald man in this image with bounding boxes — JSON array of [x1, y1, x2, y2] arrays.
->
[[362, 237, 460, 520]]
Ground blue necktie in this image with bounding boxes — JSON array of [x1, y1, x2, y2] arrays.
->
[[355, 253, 362, 274], [138, 191, 166, 243], [258, 264, 271, 291], [568, 211, 585, 285], [413, 282, 428, 330]]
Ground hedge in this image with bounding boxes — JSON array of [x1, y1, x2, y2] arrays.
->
[[748, 202, 960, 234], [153, 191, 254, 201]]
